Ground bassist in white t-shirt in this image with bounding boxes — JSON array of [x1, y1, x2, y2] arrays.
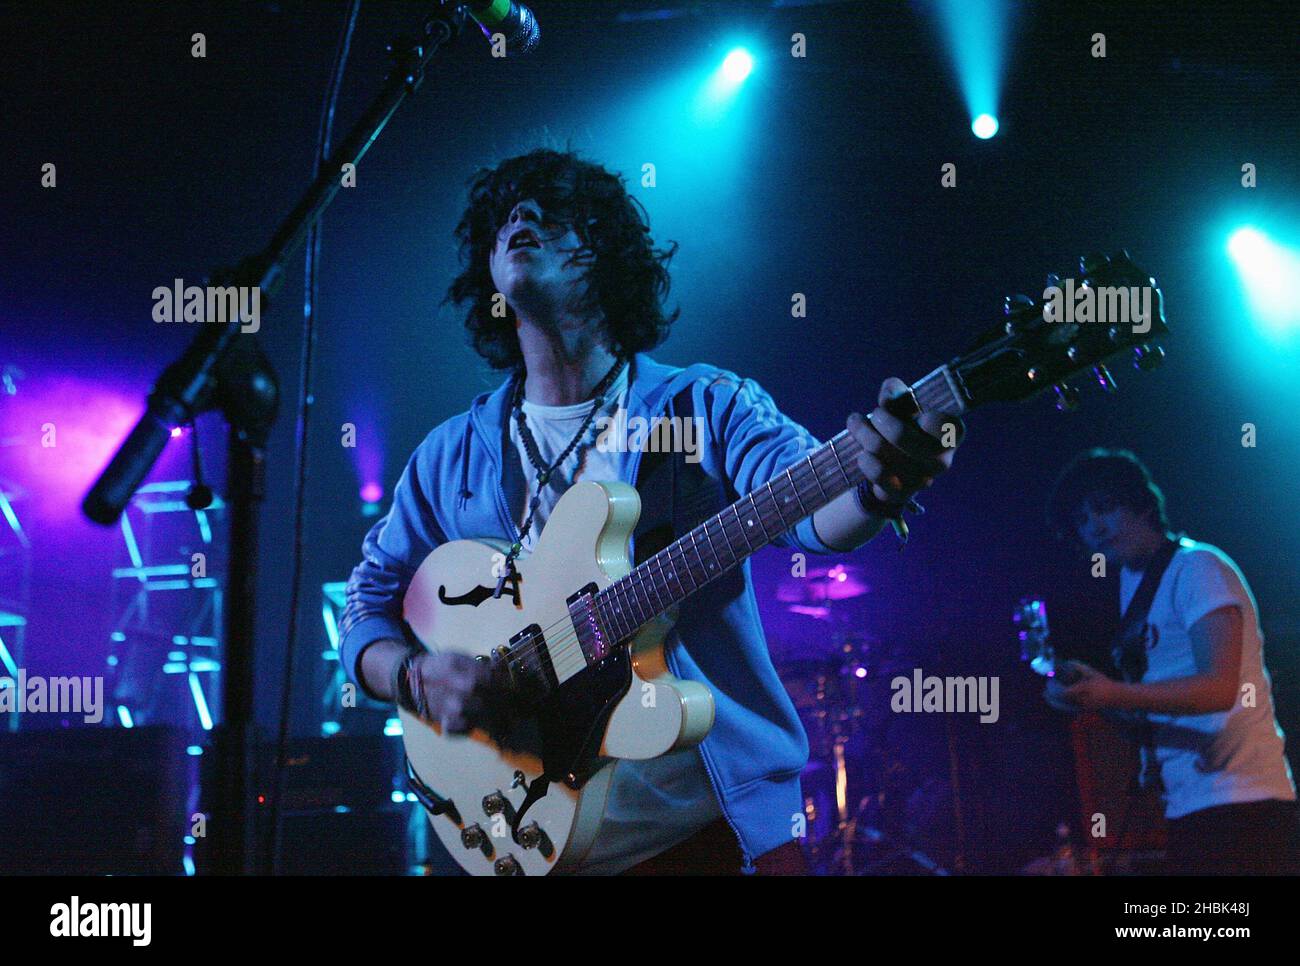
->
[[1045, 448, 1297, 875]]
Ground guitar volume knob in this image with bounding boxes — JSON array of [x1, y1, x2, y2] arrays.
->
[[482, 790, 516, 823], [518, 822, 542, 849], [516, 821, 553, 858], [460, 824, 491, 855], [494, 855, 523, 876]]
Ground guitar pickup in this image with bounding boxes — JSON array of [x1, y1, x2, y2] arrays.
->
[[503, 624, 556, 694], [566, 582, 610, 665]]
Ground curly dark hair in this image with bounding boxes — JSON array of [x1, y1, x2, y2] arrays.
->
[[446, 148, 679, 370], [1047, 448, 1170, 543]]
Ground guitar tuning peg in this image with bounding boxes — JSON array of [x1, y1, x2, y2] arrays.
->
[[1003, 293, 1035, 314], [1092, 364, 1117, 392], [1133, 344, 1165, 371], [1079, 252, 1109, 275], [1052, 383, 1080, 412]]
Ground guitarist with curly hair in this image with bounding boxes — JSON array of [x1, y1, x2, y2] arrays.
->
[[340, 148, 962, 875]]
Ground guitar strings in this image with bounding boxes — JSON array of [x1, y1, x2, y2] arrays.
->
[[450, 375, 956, 689], [484, 427, 870, 678], [479, 375, 956, 681], [487, 375, 956, 680]]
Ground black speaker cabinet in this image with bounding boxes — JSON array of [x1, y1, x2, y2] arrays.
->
[[0, 725, 191, 875]]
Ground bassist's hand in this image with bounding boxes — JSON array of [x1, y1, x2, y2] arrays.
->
[[1043, 677, 1082, 716]]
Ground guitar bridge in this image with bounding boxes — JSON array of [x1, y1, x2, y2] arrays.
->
[[496, 624, 555, 705]]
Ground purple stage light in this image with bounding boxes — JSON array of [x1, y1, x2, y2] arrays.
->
[[346, 404, 385, 510], [0, 374, 190, 522]]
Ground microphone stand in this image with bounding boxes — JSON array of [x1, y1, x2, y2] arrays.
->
[[83, 1, 477, 875]]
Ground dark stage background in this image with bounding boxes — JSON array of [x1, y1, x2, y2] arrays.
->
[[2, 0, 1297, 873]]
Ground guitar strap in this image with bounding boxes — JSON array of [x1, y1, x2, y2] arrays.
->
[[1110, 535, 1180, 788], [631, 384, 729, 565]]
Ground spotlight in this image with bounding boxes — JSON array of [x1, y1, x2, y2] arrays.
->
[[721, 48, 754, 85], [1228, 227, 1267, 261], [1228, 226, 1300, 335], [694, 44, 757, 121], [972, 113, 999, 139], [930, 0, 1017, 147], [360, 482, 383, 504]]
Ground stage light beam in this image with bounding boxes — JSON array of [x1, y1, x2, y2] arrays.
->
[[721, 48, 754, 85], [929, 0, 1018, 140], [1227, 226, 1300, 337], [972, 113, 999, 139]]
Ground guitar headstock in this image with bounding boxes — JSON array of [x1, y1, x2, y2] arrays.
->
[[947, 252, 1168, 413], [1013, 596, 1055, 677]]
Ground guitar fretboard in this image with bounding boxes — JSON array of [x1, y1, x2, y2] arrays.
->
[[593, 365, 964, 642]]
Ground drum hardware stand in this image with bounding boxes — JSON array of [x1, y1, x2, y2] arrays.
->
[[802, 640, 954, 876], [830, 729, 856, 875]]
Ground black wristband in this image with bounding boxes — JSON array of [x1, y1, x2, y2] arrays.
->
[[392, 650, 424, 715], [854, 478, 905, 519]]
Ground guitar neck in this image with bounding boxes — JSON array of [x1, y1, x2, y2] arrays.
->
[[593, 364, 967, 642]]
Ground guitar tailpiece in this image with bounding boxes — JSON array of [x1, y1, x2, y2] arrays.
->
[[510, 775, 551, 844]]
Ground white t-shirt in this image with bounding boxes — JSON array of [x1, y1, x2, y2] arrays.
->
[[1119, 539, 1296, 819], [507, 365, 723, 873]]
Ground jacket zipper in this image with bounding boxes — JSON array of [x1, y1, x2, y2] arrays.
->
[[627, 392, 755, 872], [662, 632, 755, 872]]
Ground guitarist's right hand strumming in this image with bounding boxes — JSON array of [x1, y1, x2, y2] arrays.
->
[[362, 639, 510, 735]]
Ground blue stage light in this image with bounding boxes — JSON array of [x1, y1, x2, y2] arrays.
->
[[721, 48, 754, 85], [930, 1, 1017, 142], [1228, 226, 1300, 336], [972, 113, 999, 139]]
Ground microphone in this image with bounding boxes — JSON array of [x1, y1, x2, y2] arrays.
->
[[467, 0, 540, 53]]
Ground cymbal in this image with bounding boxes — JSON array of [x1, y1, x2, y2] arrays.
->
[[785, 604, 832, 621], [775, 631, 911, 679], [775, 563, 870, 604]]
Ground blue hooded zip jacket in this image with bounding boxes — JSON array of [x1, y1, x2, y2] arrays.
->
[[339, 353, 857, 865]]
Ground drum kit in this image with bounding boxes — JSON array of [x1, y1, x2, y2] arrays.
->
[[772, 563, 955, 875]]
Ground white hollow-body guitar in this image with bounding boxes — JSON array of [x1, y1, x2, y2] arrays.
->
[[399, 253, 1168, 875]]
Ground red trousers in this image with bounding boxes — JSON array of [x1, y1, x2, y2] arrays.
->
[[623, 818, 809, 875]]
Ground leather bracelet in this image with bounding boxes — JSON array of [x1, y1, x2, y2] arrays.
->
[[392, 650, 425, 716], [854, 479, 925, 548], [854, 478, 908, 520]]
